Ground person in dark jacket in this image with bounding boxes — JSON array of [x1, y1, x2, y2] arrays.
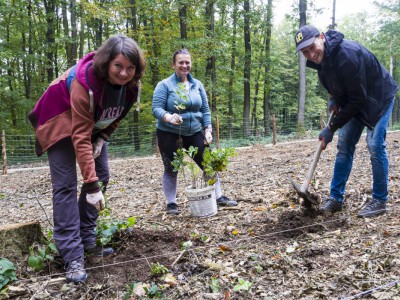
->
[[294, 25, 398, 218], [28, 34, 146, 283], [152, 48, 237, 215]]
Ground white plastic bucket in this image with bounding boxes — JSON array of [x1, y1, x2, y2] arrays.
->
[[185, 185, 217, 217]]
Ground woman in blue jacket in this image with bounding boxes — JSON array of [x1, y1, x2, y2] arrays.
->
[[152, 49, 237, 214]]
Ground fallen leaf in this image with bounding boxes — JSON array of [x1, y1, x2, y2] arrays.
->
[[134, 283, 149, 297], [286, 241, 298, 254], [219, 244, 232, 252], [253, 206, 266, 211], [164, 273, 178, 287], [204, 261, 224, 271]]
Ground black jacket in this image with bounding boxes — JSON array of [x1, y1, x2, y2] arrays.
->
[[307, 30, 398, 131]]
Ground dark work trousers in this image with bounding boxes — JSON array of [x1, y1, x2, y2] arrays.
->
[[47, 137, 109, 263], [156, 129, 207, 173]]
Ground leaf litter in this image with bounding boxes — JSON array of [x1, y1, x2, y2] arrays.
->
[[0, 132, 400, 299]]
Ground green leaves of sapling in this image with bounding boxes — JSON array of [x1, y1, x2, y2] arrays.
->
[[174, 82, 189, 112], [0, 258, 17, 291]]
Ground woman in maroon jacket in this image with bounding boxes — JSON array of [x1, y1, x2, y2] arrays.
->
[[28, 34, 146, 283]]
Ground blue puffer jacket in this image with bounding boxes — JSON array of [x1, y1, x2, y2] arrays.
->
[[152, 72, 212, 136], [306, 30, 398, 131]]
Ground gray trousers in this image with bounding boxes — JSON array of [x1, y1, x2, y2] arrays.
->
[[47, 137, 109, 263]]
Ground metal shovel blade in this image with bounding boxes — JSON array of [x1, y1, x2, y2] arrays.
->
[[289, 111, 335, 207], [289, 176, 320, 206]]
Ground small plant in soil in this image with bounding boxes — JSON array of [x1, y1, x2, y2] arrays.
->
[[143, 283, 165, 299], [97, 206, 136, 246], [209, 277, 221, 293], [150, 262, 169, 276], [0, 258, 17, 291], [233, 277, 253, 292], [190, 231, 210, 243], [123, 282, 165, 299], [180, 240, 193, 250], [96, 191, 136, 246], [27, 241, 58, 272]]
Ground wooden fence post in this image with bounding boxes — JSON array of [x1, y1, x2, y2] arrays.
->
[[272, 114, 277, 145], [2, 130, 7, 175]]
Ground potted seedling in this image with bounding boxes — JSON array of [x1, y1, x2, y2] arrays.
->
[[172, 145, 237, 217]]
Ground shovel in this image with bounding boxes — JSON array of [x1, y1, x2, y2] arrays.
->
[[289, 111, 335, 206]]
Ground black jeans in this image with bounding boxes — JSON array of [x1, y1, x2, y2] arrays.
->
[[156, 129, 206, 173]]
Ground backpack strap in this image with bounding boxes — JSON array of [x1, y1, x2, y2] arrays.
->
[[67, 63, 95, 113], [67, 65, 77, 92]]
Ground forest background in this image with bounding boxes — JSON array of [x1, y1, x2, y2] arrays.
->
[[1, 0, 400, 164]]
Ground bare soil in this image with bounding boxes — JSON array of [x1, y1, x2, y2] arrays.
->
[[1, 132, 400, 299]]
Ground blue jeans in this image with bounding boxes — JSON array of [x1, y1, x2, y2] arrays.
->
[[330, 100, 394, 203]]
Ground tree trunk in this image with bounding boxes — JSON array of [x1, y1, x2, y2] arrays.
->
[[5, 22, 17, 127], [263, 0, 273, 137], [243, 0, 251, 137], [297, 0, 307, 128], [179, 2, 188, 43], [205, 0, 216, 113], [79, 2, 84, 58], [329, 0, 337, 30], [130, 0, 138, 37], [24, 0, 33, 127], [130, 0, 140, 151], [44, 0, 56, 82], [227, 0, 238, 138], [70, 0, 78, 65], [61, 0, 79, 66], [62, 3, 70, 64], [251, 28, 264, 134]]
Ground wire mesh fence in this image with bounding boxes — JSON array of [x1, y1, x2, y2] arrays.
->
[[2, 113, 400, 169]]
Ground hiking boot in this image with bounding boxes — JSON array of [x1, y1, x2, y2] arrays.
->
[[84, 244, 114, 257], [216, 195, 238, 207], [65, 256, 87, 283], [320, 197, 343, 213], [357, 198, 387, 218], [166, 203, 180, 215]]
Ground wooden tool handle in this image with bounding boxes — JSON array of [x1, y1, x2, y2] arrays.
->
[[302, 111, 335, 189]]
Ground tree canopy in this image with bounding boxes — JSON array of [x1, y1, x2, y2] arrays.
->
[[0, 0, 399, 137]]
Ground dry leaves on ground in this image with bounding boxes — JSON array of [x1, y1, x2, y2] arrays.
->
[[0, 132, 400, 299]]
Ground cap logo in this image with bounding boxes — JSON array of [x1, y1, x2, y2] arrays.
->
[[295, 32, 303, 43]]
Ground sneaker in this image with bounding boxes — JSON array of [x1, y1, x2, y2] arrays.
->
[[166, 203, 180, 215], [357, 198, 387, 218], [84, 244, 114, 257], [320, 197, 343, 213], [216, 195, 238, 207], [65, 256, 87, 283]]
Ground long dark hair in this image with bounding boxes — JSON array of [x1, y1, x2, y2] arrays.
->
[[93, 34, 146, 87]]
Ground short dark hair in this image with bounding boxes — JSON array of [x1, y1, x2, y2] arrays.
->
[[172, 48, 191, 63], [93, 34, 146, 87]]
